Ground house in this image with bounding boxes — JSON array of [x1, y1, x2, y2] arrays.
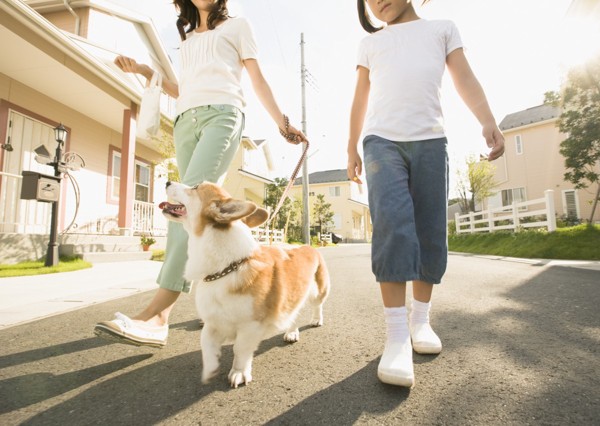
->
[[483, 103, 598, 223], [223, 137, 274, 206], [0, 0, 274, 264], [292, 169, 371, 243]]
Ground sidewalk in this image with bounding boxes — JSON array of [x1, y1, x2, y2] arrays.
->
[[0, 260, 162, 329]]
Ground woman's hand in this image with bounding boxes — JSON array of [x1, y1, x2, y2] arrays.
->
[[279, 121, 307, 145], [114, 55, 152, 79]]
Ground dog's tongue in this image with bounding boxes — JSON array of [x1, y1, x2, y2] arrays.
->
[[159, 201, 186, 216]]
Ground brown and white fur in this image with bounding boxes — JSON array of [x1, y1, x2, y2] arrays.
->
[[161, 181, 330, 388]]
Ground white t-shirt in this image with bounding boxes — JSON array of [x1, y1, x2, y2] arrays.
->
[[357, 19, 463, 142], [176, 17, 258, 115]]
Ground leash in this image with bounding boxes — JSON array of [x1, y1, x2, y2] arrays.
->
[[264, 115, 309, 227]]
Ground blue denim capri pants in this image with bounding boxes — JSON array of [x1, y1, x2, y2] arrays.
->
[[156, 105, 244, 293], [363, 135, 449, 284]]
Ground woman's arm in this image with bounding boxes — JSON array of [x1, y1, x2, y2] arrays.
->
[[114, 55, 179, 99], [243, 58, 305, 141], [347, 66, 370, 183], [446, 48, 505, 161]]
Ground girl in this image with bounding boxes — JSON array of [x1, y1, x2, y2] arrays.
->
[[347, 0, 505, 387], [95, 0, 304, 348]]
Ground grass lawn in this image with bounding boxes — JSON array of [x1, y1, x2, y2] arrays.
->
[[0, 257, 92, 278], [449, 224, 600, 260]]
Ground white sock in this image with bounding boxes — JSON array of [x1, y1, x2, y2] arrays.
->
[[410, 299, 431, 325], [383, 307, 409, 345]]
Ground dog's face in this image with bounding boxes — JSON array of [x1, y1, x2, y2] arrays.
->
[[159, 182, 268, 235]]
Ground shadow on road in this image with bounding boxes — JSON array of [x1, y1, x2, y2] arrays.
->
[[0, 337, 111, 370], [0, 354, 152, 414], [264, 359, 409, 425], [418, 264, 600, 424]]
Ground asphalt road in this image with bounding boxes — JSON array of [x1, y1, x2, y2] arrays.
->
[[1, 245, 598, 425]]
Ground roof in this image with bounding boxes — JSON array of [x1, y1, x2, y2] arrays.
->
[[0, 0, 177, 135], [294, 169, 350, 186], [499, 104, 561, 131]]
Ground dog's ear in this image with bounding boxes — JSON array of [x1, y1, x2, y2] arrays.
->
[[242, 207, 269, 228], [209, 199, 257, 224]]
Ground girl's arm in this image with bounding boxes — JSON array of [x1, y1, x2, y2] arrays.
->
[[114, 55, 179, 99], [243, 58, 305, 142], [446, 49, 505, 161], [347, 66, 370, 183]]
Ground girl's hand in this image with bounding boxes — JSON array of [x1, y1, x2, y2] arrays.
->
[[347, 148, 363, 184], [482, 124, 505, 161]]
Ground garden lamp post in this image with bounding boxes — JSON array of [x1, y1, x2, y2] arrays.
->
[[45, 123, 67, 267]]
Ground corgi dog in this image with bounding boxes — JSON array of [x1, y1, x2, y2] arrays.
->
[[160, 181, 330, 388]]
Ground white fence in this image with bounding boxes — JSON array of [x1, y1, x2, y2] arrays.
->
[[251, 227, 285, 244], [455, 190, 556, 234]]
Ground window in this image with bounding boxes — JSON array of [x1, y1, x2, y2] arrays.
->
[[501, 187, 526, 207], [563, 190, 579, 219], [109, 150, 151, 202], [135, 162, 151, 202], [329, 186, 340, 197], [515, 135, 523, 155], [111, 151, 121, 199]]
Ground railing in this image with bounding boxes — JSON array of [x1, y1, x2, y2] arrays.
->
[[133, 200, 167, 236], [71, 216, 120, 235], [455, 190, 556, 234], [251, 227, 285, 244]]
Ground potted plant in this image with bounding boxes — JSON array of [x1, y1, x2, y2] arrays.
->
[[140, 234, 156, 251]]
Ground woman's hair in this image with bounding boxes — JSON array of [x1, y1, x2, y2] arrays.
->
[[173, 0, 230, 41], [357, 0, 430, 33]]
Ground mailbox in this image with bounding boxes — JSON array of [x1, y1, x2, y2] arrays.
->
[[21, 171, 61, 203]]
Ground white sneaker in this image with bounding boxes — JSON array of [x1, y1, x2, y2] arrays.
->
[[94, 312, 168, 348], [377, 341, 414, 387], [410, 323, 442, 354]]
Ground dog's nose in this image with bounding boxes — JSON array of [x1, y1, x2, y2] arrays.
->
[[166, 181, 171, 188]]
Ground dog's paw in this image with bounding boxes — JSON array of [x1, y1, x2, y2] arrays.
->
[[228, 369, 252, 388], [310, 318, 323, 327], [201, 367, 219, 384], [283, 330, 300, 343]]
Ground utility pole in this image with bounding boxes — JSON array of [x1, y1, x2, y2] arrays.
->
[[300, 33, 310, 245]]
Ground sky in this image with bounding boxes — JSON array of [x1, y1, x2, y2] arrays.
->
[[112, 0, 595, 196]]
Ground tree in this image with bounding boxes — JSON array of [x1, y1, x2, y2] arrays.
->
[[264, 177, 292, 230], [285, 196, 304, 242], [558, 54, 600, 223], [455, 155, 497, 213], [544, 90, 561, 106], [154, 119, 179, 182], [311, 194, 334, 234]]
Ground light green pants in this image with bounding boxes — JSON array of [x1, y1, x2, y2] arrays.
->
[[156, 105, 244, 292]]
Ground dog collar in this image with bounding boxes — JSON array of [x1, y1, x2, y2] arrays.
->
[[203, 258, 248, 282]]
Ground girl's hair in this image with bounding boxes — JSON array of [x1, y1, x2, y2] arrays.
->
[[357, 0, 430, 33], [173, 0, 230, 41]]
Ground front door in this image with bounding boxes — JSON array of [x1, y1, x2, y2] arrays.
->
[[0, 111, 55, 233]]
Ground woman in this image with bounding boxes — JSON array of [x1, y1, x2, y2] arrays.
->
[[94, 0, 304, 348]]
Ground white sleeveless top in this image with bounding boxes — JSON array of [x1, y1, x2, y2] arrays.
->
[[176, 17, 258, 115]]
